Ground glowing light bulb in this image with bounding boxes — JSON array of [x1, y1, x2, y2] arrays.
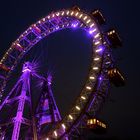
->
[[66, 11, 70, 15], [99, 77, 102, 80], [61, 11, 64, 16], [62, 124, 66, 129], [105, 61, 111, 64], [86, 86, 92, 90], [75, 12, 79, 16], [79, 14, 83, 18], [69, 115, 73, 120], [89, 76, 95, 80], [93, 67, 99, 70], [81, 96, 86, 100], [95, 48, 103, 53], [56, 12, 60, 16], [86, 19, 91, 24], [94, 33, 100, 39], [89, 28, 96, 34], [94, 57, 100, 61], [47, 15, 50, 19], [76, 106, 80, 111], [54, 131, 57, 137], [56, 26, 59, 30], [72, 22, 78, 28], [90, 23, 94, 28], [83, 16, 87, 20], [71, 11, 74, 15], [52, 14, 55, 18], [94, 41, 100, 45]]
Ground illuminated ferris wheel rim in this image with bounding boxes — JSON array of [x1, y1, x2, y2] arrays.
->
[[0, 8, 106, 139]]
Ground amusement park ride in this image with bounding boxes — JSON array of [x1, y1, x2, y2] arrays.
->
[[0, 6, 125, 140]]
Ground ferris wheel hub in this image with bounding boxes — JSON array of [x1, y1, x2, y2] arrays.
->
[[22, 62, 33, 73]]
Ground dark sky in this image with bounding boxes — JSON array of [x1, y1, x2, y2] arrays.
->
[[0, 0, 140, 139]]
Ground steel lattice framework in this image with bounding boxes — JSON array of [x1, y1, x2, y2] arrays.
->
[[0, 7, 123, 139]]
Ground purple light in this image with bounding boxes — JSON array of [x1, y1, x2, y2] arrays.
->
[[47, 75, 52, 85], [99, 77, 102, 80], [22, 62, 32, 73], [16, 112, 22, 121], [55, 26, 59, 30], [96, 48, 103, 52], [95, 46, 105, 54], [71, 22, 78, 28], [22, 68, 31, 73], [89, 28, 96, 34], [38, 36, 42, 39]]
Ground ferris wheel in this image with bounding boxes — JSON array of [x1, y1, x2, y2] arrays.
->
[[0, 6, 125, 139]]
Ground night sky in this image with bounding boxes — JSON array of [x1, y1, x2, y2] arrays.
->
[[0, 0, 139, 139]]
